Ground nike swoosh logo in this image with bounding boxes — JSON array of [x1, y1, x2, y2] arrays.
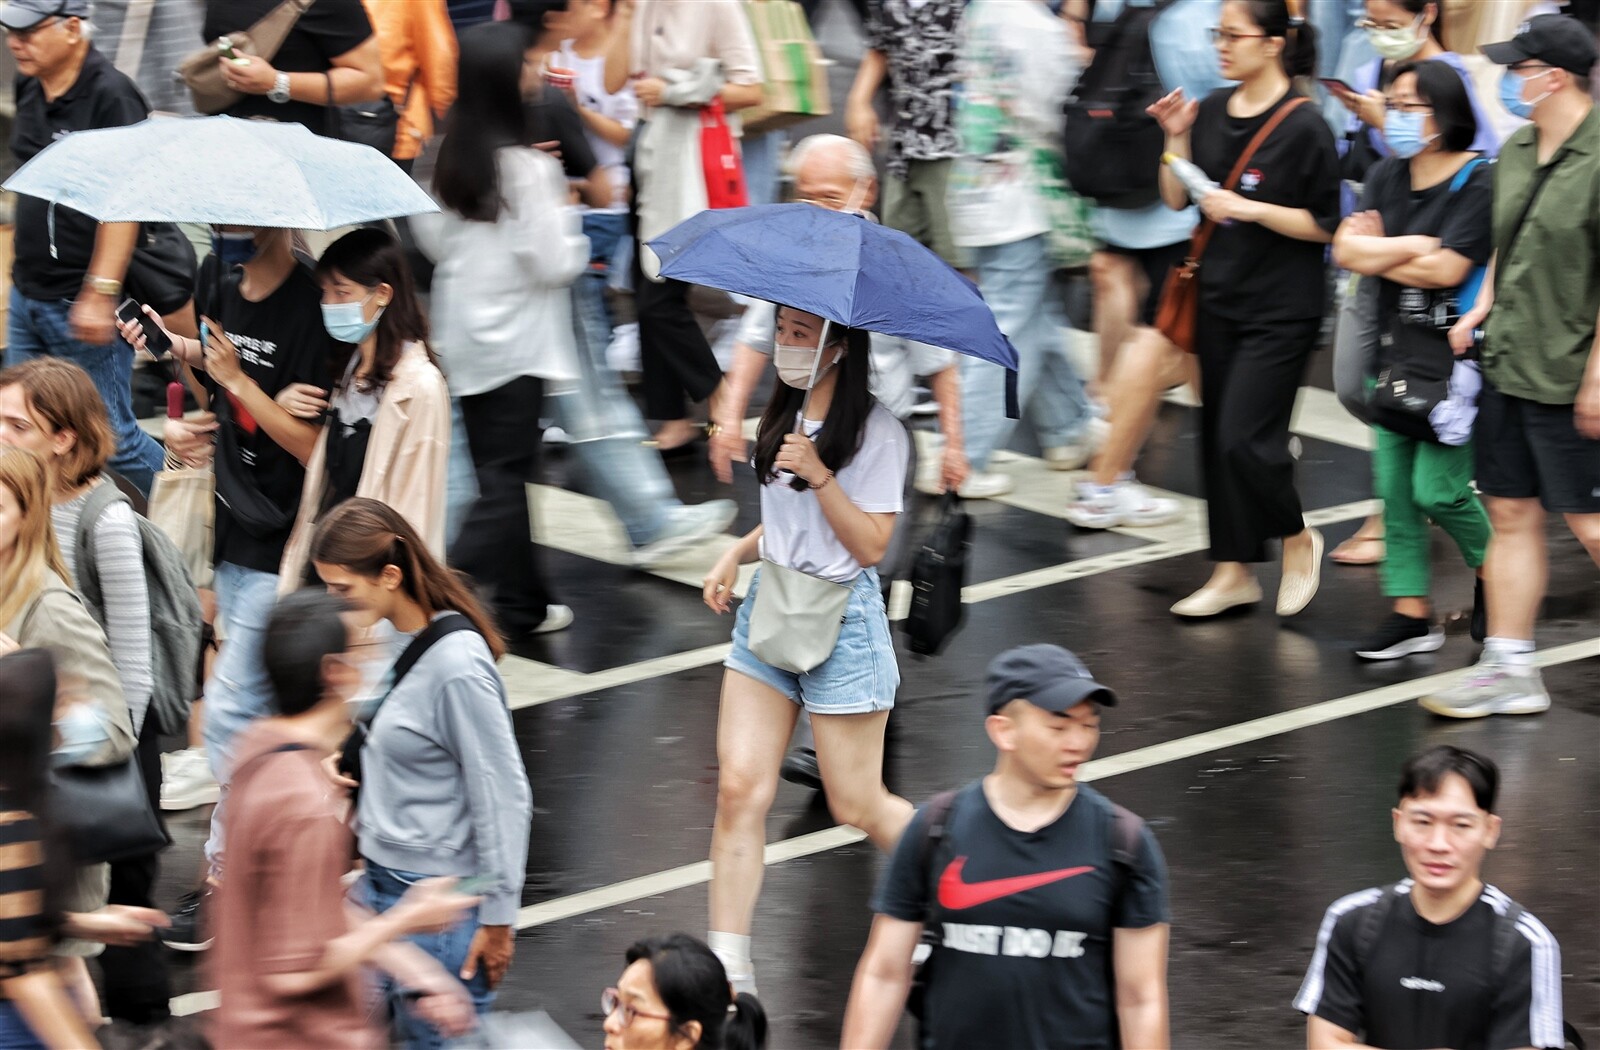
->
[[937, 857, 1096, 911]]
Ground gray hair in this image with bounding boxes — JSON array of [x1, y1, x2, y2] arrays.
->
[[785, 134, 875, 184]]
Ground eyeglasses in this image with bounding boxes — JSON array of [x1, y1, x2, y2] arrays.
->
[[1208, 27, 1267, 45], [601, 988, 674, 1028], [1355, 14, 1422, 31], [1384, 99, 1434, 113]]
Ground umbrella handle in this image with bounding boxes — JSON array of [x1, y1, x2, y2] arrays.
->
[[788, 319, 832, 491]]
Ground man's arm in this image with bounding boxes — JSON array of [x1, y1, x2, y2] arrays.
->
[[925, 364, 969, 493], [1576, 301, 1600, 439], [1306, 1015, 1381, 1049], [846, 48, 888, 150], [1113, 923, 1170, 1050], [221, 37, 384, 107], [710, 342, 769, 483], [839, 914, 922, 1050], [69, 222, 140, 345]]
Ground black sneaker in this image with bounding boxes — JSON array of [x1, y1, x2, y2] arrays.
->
[[779, 747, 823, 792], [1355, 613, 1445, 661], [161, 886, 214, 952], [1470, 577, 1486, 644]]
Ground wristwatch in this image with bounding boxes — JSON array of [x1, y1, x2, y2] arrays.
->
[[84, 275, 122, 297], [268, 72, 292, 104]]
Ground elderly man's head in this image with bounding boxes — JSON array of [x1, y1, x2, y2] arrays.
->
[[788, 134, 878, 214]]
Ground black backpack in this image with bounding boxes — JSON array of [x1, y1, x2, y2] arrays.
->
[[902, 494, 971, 657], [1062, 0, 1179, 210]]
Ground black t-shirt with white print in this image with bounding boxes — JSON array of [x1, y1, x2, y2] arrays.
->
[[197, 257, 337, 574], [1294, 881, 1566, 1050], [1190, 88, 1342, 323], [872, 781, 1170, 1050]]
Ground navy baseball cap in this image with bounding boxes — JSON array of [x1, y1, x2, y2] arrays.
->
[[1482, 14, 1599, 77], [0, 0, 90, 31], [984, 644, 1117, 716]]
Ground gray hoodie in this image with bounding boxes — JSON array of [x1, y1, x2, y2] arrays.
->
[[356, 620, 532, 926]]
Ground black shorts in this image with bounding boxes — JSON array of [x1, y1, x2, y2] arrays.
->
[[1102, 240, 1191, 326], [1475, 384, 1600, 513]]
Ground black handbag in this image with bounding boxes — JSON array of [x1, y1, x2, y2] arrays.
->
[[337, 614, 475, 799], [902, 493, 972, 657], [124, 222, 198, 317], [51, 758, 169, 866], [325, 72, 411, 157]]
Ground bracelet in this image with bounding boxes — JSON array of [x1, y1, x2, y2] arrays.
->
[[811, 470, 835, 493]]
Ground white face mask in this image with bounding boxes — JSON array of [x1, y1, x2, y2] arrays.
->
[[1366, 14, 1427, 61], [774, 343, 841, 390]]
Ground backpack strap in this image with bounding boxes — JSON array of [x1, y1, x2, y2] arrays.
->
[[1352, 881, 1404, 970], [1107, 801, 1145, 908], [364, 612, 478, 727], [73, 478, 133, 614], [231, 742, 311, 787], [918, 788, 960, 923], [1448, 156, 1486, 195]]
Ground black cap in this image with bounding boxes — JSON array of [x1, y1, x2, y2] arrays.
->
[[984, 644, 1116, 717], [1482, 14, 1599, 77]]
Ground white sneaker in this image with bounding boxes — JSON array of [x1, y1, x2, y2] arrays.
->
[[160, 748, 219, 811], [532, 605, 575, 635], [1419, 655, 1551, 718], [1042, 443, 1090, 471], [543, 426, 570, 447], [606, 322, 641, 374], [1066, 479, 1181, 529], [957, 471, 1014, 499], [632, 500, 738, 568]]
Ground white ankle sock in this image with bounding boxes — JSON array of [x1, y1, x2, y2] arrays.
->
[[708, 931, 753, 981], [1486, 637, 1534, 665]]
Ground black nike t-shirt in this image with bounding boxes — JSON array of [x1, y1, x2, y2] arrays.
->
[[1294, 883, 1565, 1050], [1190, 88, 1341, 323], [873, 782, 1170, 1050], [203, 0, 373, 136], [1359, 156, 1494, 370], [197, 258, 338, 574]]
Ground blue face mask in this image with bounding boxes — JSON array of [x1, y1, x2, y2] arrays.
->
[[52, 703, 110, 767], [214, 231, 259, 268], [1384, 109, 1435, 159], [1499, 67, 1553, 119], [321, 292, 384, 344]]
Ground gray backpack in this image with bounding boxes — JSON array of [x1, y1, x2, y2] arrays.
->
[[75, 478, 204, 736]]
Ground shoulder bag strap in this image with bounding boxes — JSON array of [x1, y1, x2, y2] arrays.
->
[[114, 0, 158, 80], [250, 0, 317, 66], [1187, 95, 1311, 263], [360, 612, 477, 728], [1495, 151, 1567, 295]]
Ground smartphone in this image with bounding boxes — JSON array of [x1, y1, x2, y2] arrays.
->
[[1319, 78, 1356, 96], [453, 874, 496, 896], [217, 36, 239, 61], [116, 297, 172, 358]]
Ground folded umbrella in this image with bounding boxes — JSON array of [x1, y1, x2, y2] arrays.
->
[[3, 115, 437, 229], [647, 204, 1019, 370]]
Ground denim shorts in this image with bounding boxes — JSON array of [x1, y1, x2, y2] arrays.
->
[[725, 566, 900, 715]]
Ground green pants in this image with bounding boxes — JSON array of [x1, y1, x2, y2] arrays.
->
[[882, 158, 967, 270], [1374, 426, 1491, 598]]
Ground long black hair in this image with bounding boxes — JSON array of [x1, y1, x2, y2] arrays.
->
[[1238, 0, 1320, 80], [0, 649, 70, 932], [752, 311, 874, 486], [1392, 58, 1478, 153], [624, 934, 767, 1050], [433, 23, 533, 223], [315, 227, 438, 393]]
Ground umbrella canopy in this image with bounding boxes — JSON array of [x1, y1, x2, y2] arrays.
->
[[647, 204, 1018, 370], [2, 115, 437, 229]]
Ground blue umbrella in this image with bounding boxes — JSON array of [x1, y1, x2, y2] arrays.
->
[[647, 204, 1019, 370], [2, 115, 436, 229]]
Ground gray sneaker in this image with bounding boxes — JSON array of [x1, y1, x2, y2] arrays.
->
[[1420, 657, 1551, 719], [631, 500, 739, 568]]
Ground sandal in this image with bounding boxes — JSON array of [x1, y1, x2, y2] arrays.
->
[[1330, 531, 1385, 565]]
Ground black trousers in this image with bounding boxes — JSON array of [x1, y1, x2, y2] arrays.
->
[[449, 376, 553, 634], [99, 714, 171, 1024], [1195, 309, 1320, 564], [629, 179, 723, 421]]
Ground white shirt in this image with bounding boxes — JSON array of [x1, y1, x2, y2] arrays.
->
[[411, 147, 590, 396], [559, 41, 639, 212], [758, 403, 909, 584], [735, 299, 956, 420]]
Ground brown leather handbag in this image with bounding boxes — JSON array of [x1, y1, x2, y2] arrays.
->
[[177, 0, 314, 115], [1155, 95, 1310, 354]]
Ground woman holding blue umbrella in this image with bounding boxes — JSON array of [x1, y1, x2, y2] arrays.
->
[[700, 305, 914, 996]]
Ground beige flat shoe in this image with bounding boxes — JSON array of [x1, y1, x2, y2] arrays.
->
[[1171, 578, 1263, 618], [1277, 528, 1325, 616]]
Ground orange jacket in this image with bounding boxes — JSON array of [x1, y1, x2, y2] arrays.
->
[[361, 0, 459, 160]]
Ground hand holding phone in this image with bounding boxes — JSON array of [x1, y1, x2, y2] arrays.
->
[[1319, 78, 1356, 96], [116, 298, 172, 358]]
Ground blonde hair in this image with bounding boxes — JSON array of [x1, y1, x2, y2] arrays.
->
[[0, 447, 70, 631]]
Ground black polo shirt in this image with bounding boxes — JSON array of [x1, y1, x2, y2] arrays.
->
[[9, 47, 149, 301], [203, 0, 373, 136]]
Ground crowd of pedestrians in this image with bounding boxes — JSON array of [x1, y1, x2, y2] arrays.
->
[[0, 0, 1594, 1047]]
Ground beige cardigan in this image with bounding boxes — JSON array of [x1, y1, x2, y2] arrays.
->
[[278, 341, 451, 591]]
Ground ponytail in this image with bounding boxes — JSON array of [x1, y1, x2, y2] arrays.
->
[[1243, 0, 1320, 81], [724, 993, 768, 1050], [622, 934, 769, 1050], [309, 497, 507, 660]]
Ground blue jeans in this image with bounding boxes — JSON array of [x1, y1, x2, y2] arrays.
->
[[741, 131, 783, 207], [201, 561, 281, 874], [6, 288, 165, 494], [961, 234, 1089, 471], [363, 862, 493, 1050], [0, 1002, 44, 1050]]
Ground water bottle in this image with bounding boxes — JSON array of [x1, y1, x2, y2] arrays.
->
[[1162, 152, 1218, 204]]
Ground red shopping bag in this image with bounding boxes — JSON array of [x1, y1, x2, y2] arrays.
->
[[700, 98, 749, 209]]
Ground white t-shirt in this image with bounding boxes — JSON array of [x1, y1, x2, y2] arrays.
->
[[559, 41, 639, 212], [758, 403, 909, 583], [735, 299, 956, 420]]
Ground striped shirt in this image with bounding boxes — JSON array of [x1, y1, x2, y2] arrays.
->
[[1296, 880, 1565, 1050], [0, 809, 51, 980]]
